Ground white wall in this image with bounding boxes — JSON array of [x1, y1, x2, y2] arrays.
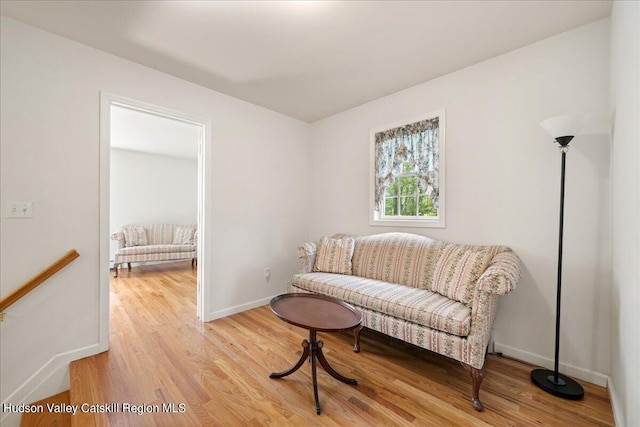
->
[[309, 19, 611, 384], [110, 149, 198, 261], [609, 1, 640, 425], [0, 16, 309, 421]]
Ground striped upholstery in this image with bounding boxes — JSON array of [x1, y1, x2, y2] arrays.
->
[[477, 250, 522, 295], [173, 224, 197, 244], [114, 250, 197, 265], [111, 224, 197, 269], [293, 272, 471, 336], [351, 233, 442, 289], [297, 241, 317, 274], [291, 285, 499, 369], [122, 225, 149, 247], [360, 309, 468, 362], [466, 288, 500, 368], [146, 224, 180, 245], [117, 244, 195, 255], [313, 237, 356, 275], [292, 232, 522, 369], [112, 231, 126, 249], [430, 244, 503, 305]]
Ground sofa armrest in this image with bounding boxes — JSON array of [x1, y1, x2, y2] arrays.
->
[[111, 231, 126, 250], [476, 250, 522, 295], [297, 241, 317, 274]]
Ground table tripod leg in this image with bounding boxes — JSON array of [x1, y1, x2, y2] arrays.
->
[[316, 341, 358, 385], [270, 339, 310, 378], [311, 343, 321, 414]]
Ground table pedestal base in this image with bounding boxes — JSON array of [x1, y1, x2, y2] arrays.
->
[[270, 330, 357, 414]]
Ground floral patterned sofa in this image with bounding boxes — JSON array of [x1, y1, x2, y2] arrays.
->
[[290, 232, 522, 411], [111, 224, 197, 277]]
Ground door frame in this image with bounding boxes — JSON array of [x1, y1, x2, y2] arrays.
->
[[99, 92, 213, 352]]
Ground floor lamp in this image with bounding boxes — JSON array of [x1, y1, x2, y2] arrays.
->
[[531, 114, 587, 400]]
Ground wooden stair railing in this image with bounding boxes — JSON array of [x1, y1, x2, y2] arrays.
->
[[0, 249, 79, 321]]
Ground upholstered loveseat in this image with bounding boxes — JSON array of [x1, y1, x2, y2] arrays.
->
[[290, 232, 522, 411], [111, 224, 197, 277]]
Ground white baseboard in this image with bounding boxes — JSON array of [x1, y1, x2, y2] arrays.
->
[[607, 376, 624, 427], [208, 295, 276, 321], [493, 342, 608, 387], [0, 343, 101, 427]]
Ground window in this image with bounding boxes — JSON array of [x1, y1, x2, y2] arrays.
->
[[370, 110, 445, 228]]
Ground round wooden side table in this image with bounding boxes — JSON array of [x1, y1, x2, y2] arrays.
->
[[269, 293, 362, 415]]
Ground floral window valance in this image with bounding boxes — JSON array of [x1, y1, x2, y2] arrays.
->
[[374, 117, 440, 212]]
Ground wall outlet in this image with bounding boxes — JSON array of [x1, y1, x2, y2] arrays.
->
[[6, 201, 33, 218], [264, 268, 271, 282]]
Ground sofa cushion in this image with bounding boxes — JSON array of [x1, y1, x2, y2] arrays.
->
[[172, 224, 197, 245], [430, 244, 501, 305], [313, 237, 355, 275], [145, 224, 176, 245], [117, 244, 196, 256], [351, 232, 442, 289], [123, 225, 149, 247], [293, 272, 472, 337]]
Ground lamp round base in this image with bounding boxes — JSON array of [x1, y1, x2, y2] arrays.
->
[[531, 369, 584, 400]]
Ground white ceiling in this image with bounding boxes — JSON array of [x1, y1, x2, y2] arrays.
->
[[1, 1, 612, 123], [111, 106, 200, 160]]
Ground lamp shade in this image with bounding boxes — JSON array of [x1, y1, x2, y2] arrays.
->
[[540, 114, 590, 139]]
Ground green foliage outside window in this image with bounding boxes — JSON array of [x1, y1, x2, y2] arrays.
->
[[384, 174, 437, 217]]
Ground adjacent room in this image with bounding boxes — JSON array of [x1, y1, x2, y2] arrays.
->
[[0, 1, 637, 426], [109, 104, 200, 279]]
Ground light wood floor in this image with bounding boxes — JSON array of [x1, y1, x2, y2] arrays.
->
[[68, 261, 614, 426], [20, 391, 71, 427]]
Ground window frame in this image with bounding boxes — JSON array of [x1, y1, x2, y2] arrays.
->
[[369, 110, 446, 228]]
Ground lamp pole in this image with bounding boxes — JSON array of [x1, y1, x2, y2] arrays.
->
[[553, 136, 572, 384], [530, 135, 584, 399]]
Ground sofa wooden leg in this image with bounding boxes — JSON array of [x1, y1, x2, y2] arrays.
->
[[461, 362, 486, 412], [192, 258, 195, 268], [353, 325, 364, 353], [127, 262, 131, 271], [114, 264, 118, 278]]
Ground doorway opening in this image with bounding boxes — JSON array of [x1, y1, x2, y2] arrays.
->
[[99, 93, 212, 352]]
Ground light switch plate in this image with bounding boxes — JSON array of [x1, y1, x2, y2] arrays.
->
[[6, 201, 33, 218]]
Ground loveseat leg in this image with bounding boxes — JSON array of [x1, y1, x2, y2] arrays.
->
[[127, 262, 131, 271], [353, 325, 364, 353], [461, 362, 486, 412], [114, 264, 118, 278]]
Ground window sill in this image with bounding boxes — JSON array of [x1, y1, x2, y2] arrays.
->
[[370, 216, 445, 228]]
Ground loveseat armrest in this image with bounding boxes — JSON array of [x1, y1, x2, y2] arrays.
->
[[297, 241, 317, 274], [476, 250, 522, 295], [111, 231, 126, 250]]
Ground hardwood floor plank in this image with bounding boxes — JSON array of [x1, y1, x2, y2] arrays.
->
[[67, 262, 614, 426], [19, 391, 72, 427]]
